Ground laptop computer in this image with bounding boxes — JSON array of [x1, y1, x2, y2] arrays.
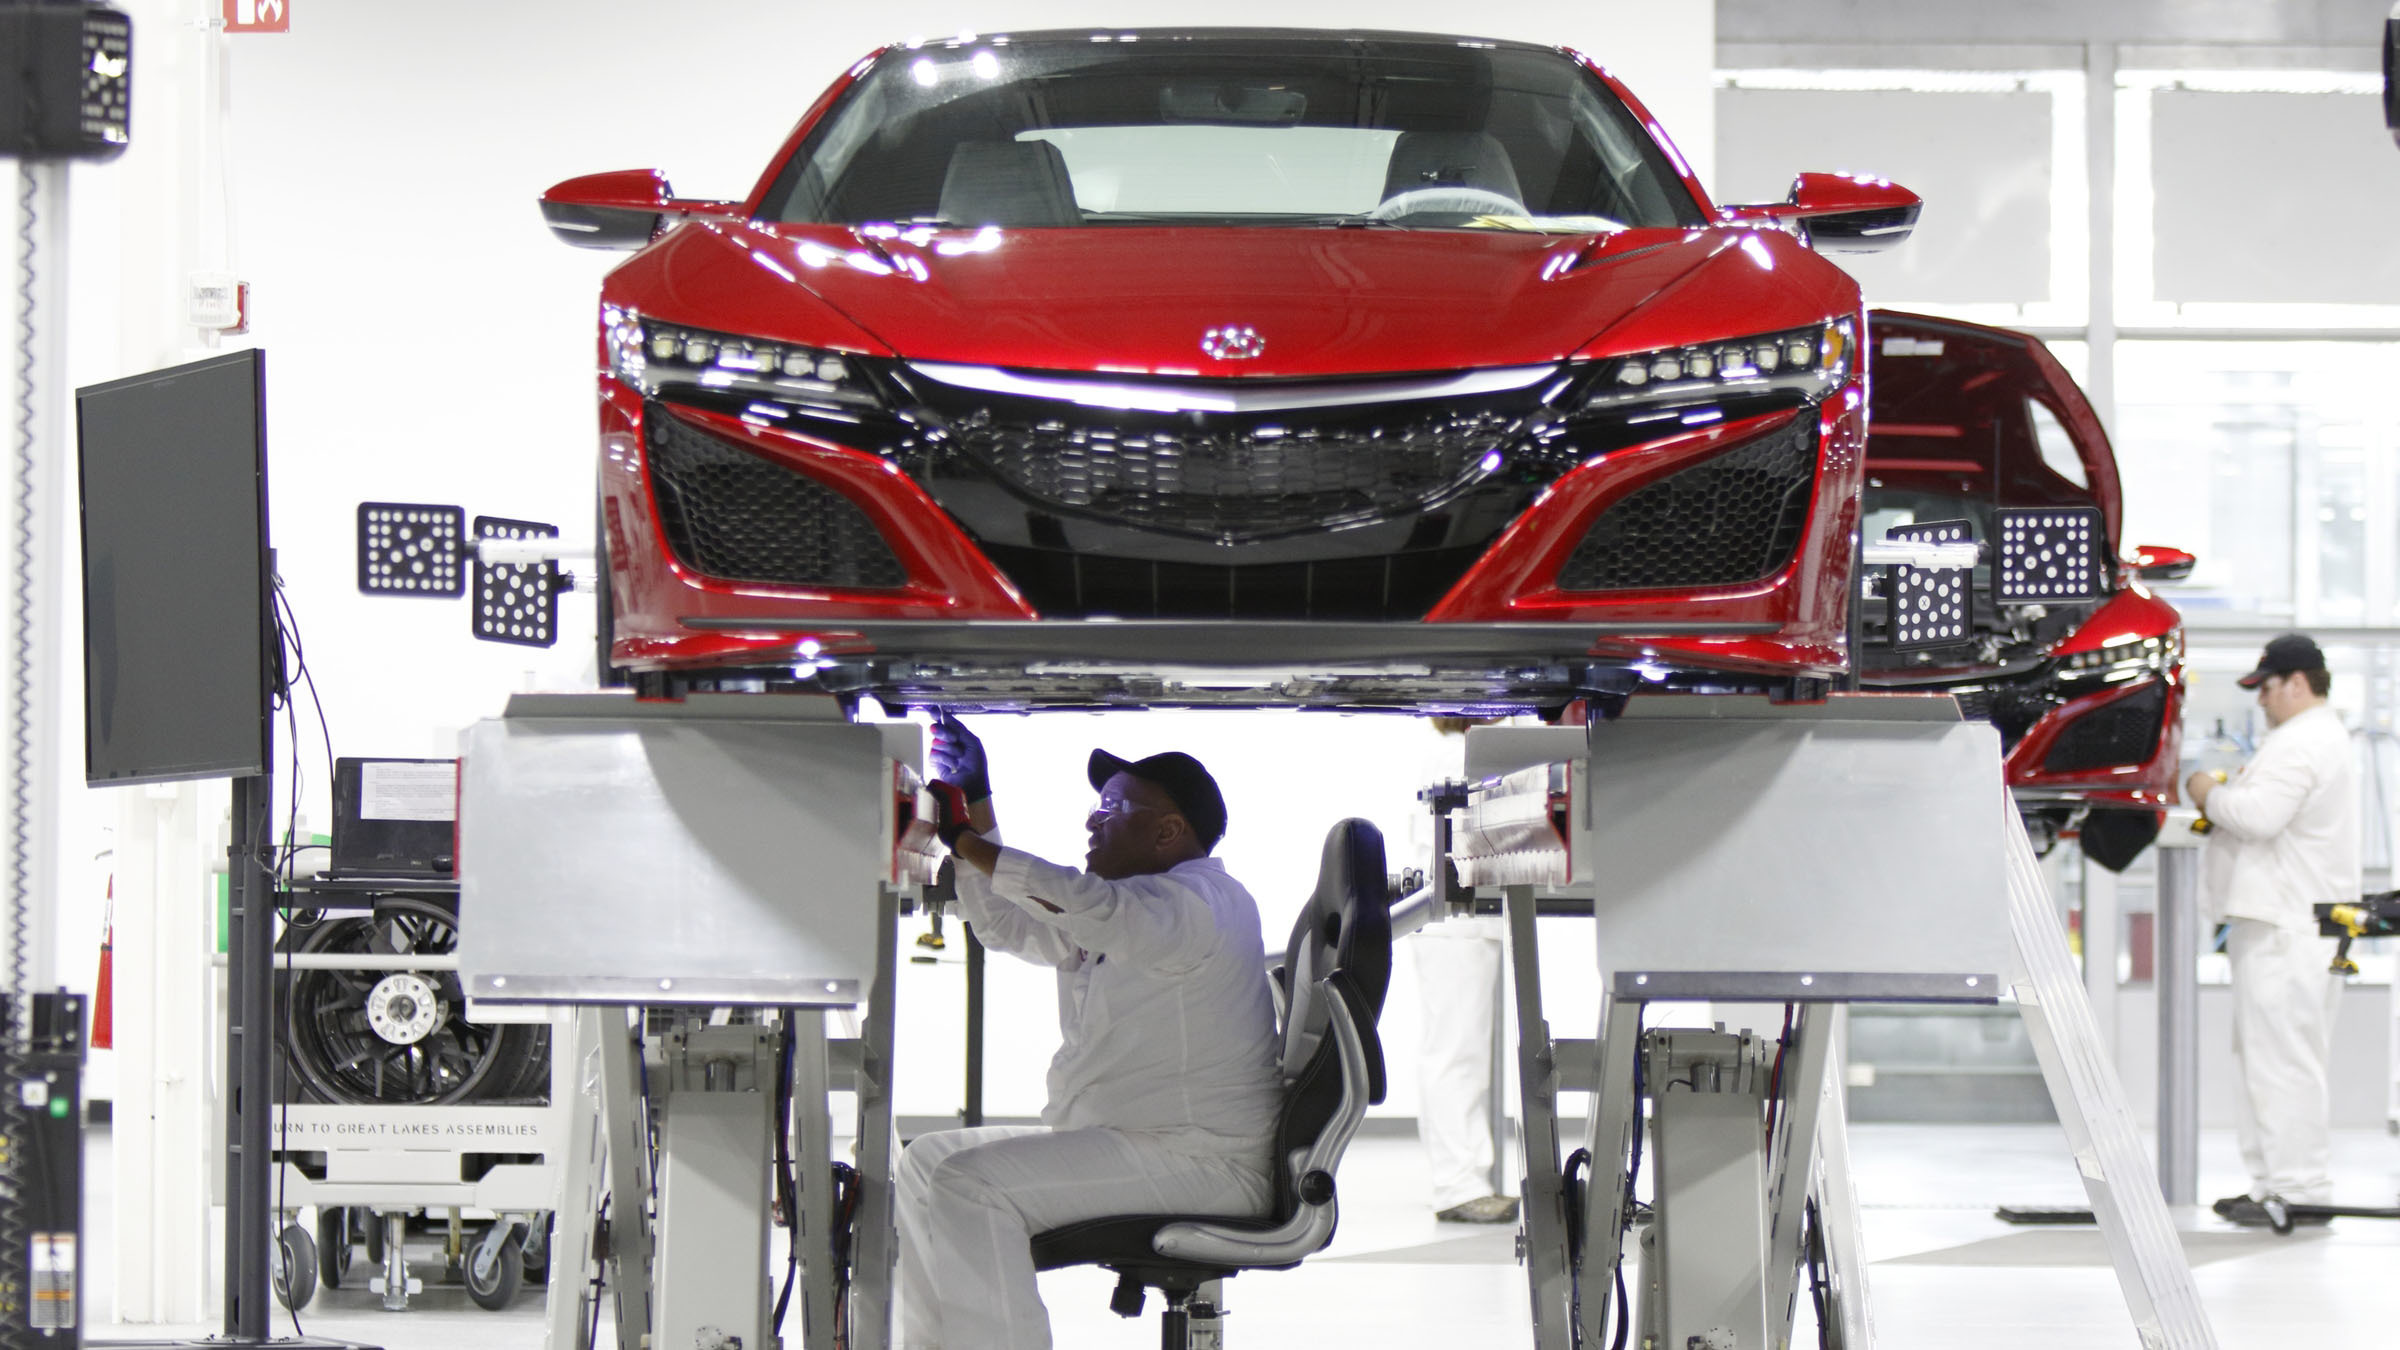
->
[[327, 756, 458, 879]]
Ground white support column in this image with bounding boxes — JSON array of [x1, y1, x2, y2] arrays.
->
[[108, 783, 211, 1323]]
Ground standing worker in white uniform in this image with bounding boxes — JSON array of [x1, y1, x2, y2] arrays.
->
[[2184, 633, 2360, 1228], [897, 714, 1283, 1350], [1410, 716, 1518, 1224]]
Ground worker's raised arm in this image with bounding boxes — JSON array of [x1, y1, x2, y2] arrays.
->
[[986, 850, 1221, 975], [946, 828, 1083, 968]]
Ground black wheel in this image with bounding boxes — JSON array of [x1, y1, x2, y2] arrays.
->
[[362, 1210, 385, 1263], [596, 497, 628, 688], [278, 896, 543, 1105], [464, 1226, 524, 1311], [316, 1207, 353, 1288], [273, 1223, 318, 1311]]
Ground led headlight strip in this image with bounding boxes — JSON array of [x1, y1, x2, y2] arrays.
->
[[604, 309, 879, 407], [2057, 633, 2177, 677], [1585, 318, 1854, 410]]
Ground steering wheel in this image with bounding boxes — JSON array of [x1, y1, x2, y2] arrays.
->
[[1369, 186, 1528, 221]]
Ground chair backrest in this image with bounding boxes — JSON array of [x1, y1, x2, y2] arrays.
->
[[1149, 818, 1390, 1267], [1379, 131, 1524, 204], [1264, 820, 1390, 1208], [937, 140, 1082, 227]]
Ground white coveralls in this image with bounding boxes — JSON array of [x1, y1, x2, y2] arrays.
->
[[1405, 725, 1507, 1212], [2198, 702, 2359, 1204], [1412, 914, 1506, 1210], [896, 845, 1282, 1350]]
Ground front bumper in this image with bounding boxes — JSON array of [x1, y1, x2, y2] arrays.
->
[[597, 373, 1868, 705]]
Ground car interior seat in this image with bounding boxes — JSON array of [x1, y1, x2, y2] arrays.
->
[[936, 140, 1083, 227], [1379, 130, 1525, 206], [1028, 817, 1394, 1349]]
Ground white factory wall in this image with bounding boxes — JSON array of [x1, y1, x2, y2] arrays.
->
[[50, 2, 1709, 1119]]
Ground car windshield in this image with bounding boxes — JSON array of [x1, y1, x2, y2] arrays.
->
[[761, 34, 1706, 231]]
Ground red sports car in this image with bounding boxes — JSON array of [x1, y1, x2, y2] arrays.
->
[[543, 28, 1920, 709], [1859, 311, 2188, 868]]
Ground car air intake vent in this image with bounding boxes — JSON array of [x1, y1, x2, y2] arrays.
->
[[952, 413, 1517, 543], [645, 408, 907, 589], [2042, 679, 2167, 774], [1555, 415, 1817, 591], [976, 542, 1484, 621]]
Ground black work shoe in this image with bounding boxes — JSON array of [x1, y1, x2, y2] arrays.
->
[[2210, 1193, 2254, 1218], [1435, 1195, 1520, 1224], [2219, 1194, 2331, 1233]]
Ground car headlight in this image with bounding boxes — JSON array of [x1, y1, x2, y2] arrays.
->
[[1584, 318, 1854, 411], [604, 311, 879, 407], [2056, 633, 2177, 679]]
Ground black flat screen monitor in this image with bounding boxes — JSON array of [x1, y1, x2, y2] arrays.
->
[[78, 349, 271, 785]]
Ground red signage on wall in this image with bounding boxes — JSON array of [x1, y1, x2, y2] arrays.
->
[[222, 1, 290, 33]]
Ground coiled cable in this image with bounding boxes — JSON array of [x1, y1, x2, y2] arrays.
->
[[1, 161, 42, 1346]]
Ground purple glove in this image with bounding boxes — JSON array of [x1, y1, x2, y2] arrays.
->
[[930, 712, 992, 804], [928, 781, 975, 849]]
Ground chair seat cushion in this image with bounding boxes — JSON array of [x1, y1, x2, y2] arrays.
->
[[1030, 1213, 1300, 1280]]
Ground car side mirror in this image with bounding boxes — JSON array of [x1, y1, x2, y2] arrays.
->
[[1722, 172, 1923, 253], [2131, 544, 2196, 583], [540, 170, 735, 250]]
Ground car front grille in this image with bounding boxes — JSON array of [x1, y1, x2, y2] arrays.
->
[[1555, 414, 1817, 591], [949, 410, 1520, 543], [2042, 679, 2167, 773], [977, 541, 1484, 621], [644, 406, 907, 589]]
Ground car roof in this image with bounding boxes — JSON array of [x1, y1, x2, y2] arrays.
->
[[895, 28, 1563, 56]]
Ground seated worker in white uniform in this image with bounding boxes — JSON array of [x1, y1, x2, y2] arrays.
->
[[899, 714, 1282, 1350]]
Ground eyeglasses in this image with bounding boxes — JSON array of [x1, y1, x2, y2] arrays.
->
[[1088, 795, 1177, 823]]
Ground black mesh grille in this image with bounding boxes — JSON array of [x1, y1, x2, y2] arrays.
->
[[644, 406, 907, 588], [977, 542, 1483, 621], [950, 410, 1519, 542], [2042, 679, 2167, 773], [1556, 415, 1817, 591]]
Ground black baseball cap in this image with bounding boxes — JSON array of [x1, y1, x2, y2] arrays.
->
[[2236, 633, 2325, 689], [1088, 749, 1228, 851]]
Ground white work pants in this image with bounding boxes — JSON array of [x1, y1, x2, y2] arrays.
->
[[2226, 918, 2343, 1203], [895, 1125, 1272, 1350], [1411, 918, 1506, 1211]]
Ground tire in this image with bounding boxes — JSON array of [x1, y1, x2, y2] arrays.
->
[[278, 896, 541, 1105], [363, 1210, 385, 1263], [273, 1223, 318, 1312], [596, 497, 627, 689], [317, 1207, 353, 1289], [464, 1226, 524, 1311]]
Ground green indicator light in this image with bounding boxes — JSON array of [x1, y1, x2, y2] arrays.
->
[[47, 1097, 68, 1118]]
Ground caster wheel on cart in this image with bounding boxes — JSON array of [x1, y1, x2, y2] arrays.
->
[[464, 1225, 523, 1311], [363, 1211, 385, 1264], [273, 1223, 318, 1312], [317, 1207, 354, 1289]]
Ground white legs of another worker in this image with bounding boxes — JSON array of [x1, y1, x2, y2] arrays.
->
[[1413, 917, 1515, 1221], [893, 1126, 1272, 1350], [2225, 919, 2343, 1204]]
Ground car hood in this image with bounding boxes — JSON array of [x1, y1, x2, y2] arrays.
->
[[607, 220, 1858, 378]]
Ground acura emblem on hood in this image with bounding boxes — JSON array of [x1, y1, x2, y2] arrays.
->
[[1200, 325, 1264, 360]]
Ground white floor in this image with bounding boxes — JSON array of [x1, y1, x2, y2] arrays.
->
[[83, 1122, 2400, 1349]]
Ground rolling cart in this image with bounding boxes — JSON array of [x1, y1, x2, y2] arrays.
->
[[268, 875, 568, 1312]]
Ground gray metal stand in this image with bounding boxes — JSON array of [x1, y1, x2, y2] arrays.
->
[[2153, 839, 2202, 1208]]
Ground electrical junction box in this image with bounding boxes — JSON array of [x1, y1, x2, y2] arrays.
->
[[0, 3, 132, 162]]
